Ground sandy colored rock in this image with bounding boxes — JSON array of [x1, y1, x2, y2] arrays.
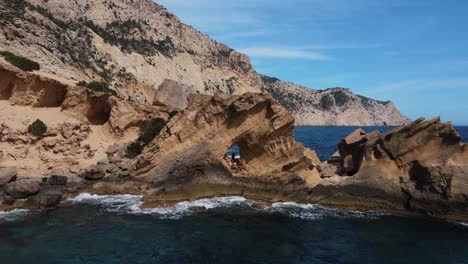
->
[[0, 167, 17, 186], [0, 0, 408, 126]]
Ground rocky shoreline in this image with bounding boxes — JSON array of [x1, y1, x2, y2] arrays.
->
[[0, 60, 467, 222]]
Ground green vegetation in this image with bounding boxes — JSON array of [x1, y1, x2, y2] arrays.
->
[[0, 51, 40, 72], [28, 119, 47, 137], [126, 142, 143, 158], [319, 95, 335, 111], [139, 118, 167, 145], [77, 81, 117, 96], [168, 111, 179, 120], [84, 20, 176, 57], [331, 90, 349, 106]]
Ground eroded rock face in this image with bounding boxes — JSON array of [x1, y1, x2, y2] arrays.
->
[[133, 93, 321, 200], [315, 118, 468, 219]]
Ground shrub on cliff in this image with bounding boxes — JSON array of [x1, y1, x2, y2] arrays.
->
[[28, 119, 47, 137], [126, 142, 143, 158], [77, 81, 117, 96], [0, 51, 40, 72], [139, 118, 167, 144], [168, 111, 178, 120]]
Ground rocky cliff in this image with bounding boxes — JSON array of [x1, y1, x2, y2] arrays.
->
[[0, 0, 409, 126], [0, 61, 466, 220], [261, 76, 410, 126]]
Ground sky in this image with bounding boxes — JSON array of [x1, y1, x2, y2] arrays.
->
[[156, 0, 468, 125]]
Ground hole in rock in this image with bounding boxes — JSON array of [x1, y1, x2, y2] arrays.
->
[[87, 96, 111, 125], [34, 80, 68, 107], [224, 144, 245, 174], [0, 69, 16, 100]]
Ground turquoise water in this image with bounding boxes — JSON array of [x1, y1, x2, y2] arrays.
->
[[1, 127, 467, 264]]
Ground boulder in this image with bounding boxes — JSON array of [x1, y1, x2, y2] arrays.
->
[[154, 79, 196, 110], [27, 186, 63, 209], [81, 165, 106, 180], [5, 179, 40, 199], [47, 175, 68, 186], [0, 167, 17, 186]]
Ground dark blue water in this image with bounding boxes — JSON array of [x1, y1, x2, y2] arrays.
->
[[1, 127, 467, 264]]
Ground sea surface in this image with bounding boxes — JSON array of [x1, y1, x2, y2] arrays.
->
[[1, 126, 468, 264]]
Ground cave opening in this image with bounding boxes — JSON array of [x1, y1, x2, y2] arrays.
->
[[35, 82, 68, 107], [0, 69, 15, 100], [87, 96, 111, 125]]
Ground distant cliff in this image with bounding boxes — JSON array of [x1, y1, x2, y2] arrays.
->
[[261, 76, 410, 126], [0, 0, 409, 126]]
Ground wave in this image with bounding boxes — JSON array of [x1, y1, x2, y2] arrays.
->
[[0, 209, 31, 222], [68, 193, 385, 220]]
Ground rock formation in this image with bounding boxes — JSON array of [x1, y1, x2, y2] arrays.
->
[[313, 118, 468, 220], [0, 55, 466, 221], [0, 0, 409, 126], [261, 76, 410, 126]]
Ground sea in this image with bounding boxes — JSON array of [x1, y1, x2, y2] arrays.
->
[[1, 126, 467, 264]]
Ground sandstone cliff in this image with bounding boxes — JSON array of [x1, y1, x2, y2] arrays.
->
[[0, 60, 466, 220], [0, 0, 409, 126]]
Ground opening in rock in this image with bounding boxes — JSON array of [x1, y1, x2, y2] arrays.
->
[[224, 144, 245, 174], [87, 96, 111, 125], [0, 69, 16, 100], [33, 80, 68, 107]]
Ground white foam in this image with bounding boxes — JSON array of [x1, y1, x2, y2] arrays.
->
[[68, 193, 385, 220], [68, 194, 260, 219], [269, 201, 385, 220], [0, 209, 30, 222]]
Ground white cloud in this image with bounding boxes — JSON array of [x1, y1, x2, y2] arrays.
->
[[239, 47, 329, 60]]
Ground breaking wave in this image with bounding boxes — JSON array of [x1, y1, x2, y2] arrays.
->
[[0, 209, 31, 222], [68, 193, 385, 220]]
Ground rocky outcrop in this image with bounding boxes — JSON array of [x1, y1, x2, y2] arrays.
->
[[5, 178, 40, 199], [125, 93, 321, 203], [314, 118, 468, 219], [0, 0, 408, 126], [261, 76, 410, 126]]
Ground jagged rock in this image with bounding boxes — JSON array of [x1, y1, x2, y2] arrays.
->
[[316, 117, 468, 219], [5, 179, 40, 199], [0, 167, 17, 186], [135, 93, 321, 198]]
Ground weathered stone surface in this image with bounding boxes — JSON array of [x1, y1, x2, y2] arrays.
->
[[135, 93, 321, 200], [47, 175, 68, 186], [0, 167, 17, 186], [27, 186, 63, 209], [81, 165, 106, 180], [316, 117, 468, 219], [155, 79, 196, 110], [5, 179, 40, 199]]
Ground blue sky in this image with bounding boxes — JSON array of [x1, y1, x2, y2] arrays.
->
[[157, 0, 468, 125]]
